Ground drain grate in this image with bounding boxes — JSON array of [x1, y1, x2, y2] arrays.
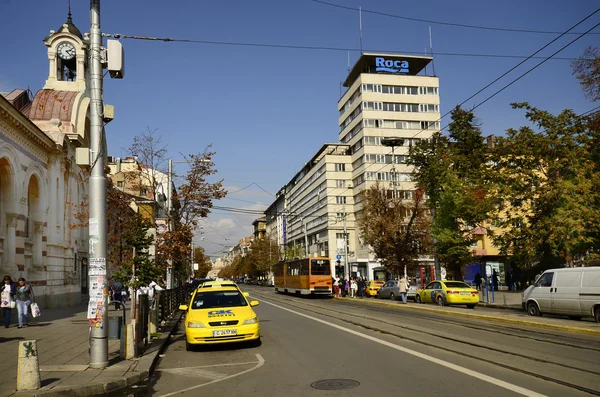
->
[[311, 379, 360, 390]]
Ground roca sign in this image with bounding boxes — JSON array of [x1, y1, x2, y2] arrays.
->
[[375, 57, 409, 74]]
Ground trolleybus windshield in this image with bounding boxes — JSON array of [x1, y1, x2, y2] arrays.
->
[[310, 259, 331, 275]]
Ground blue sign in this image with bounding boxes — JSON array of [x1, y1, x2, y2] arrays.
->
[[375, 57, 409, 74], [336, 254, 342, 260], [208, 309, 234, 317]]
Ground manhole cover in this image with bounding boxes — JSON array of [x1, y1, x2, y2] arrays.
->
[[311, 379, 360, 390]]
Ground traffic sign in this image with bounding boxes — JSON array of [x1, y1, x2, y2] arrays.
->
[[336, 254, 342, 260]]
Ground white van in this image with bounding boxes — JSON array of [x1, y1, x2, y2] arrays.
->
[[522, 267, 600, 322]]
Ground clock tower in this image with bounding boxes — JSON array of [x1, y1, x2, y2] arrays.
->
[[43, 10, 87, 91]]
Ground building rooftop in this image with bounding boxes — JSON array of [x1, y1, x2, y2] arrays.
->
[[343, 52, 434, 87]]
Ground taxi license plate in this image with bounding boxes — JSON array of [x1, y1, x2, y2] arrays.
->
[[213, 330, 237, 337], [460, 292, 470, 295]]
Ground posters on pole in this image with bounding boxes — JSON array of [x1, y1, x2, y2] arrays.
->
[[89, 218, 99, 236]]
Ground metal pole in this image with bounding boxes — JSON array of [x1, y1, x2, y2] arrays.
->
[[302, 217, 308, 258], [343, 209, 349, 280], [88, 0, 108, 369], [167, 159, 172, 289], [431, 207, 441, 279]]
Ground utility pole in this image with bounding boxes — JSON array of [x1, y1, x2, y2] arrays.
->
[[343, 208, 349, 280], [302, 217, 309, 258], [432, 207, 440, 280], [88, 0, 108, 369], [166, 159, 173, 289]]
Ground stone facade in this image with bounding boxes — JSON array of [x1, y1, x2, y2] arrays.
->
[[0, 92, 88, 308], [0, 16, 109, 308]]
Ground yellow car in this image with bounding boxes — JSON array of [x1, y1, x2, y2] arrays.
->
[[365, 280, 385, 297], [192, 280, 250, 299], [415, 280, 479, 308], [179, 286, 260, 350]]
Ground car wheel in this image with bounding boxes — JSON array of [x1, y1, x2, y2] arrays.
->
[[527, 302, 541, 317], [436, 295, 445, 306], [466, 304, 475, 309], [249, 338, 262, 348], [390, 292, 395, 301], [594, 306, 600, 323], [415, 294, 421, 304], [185, 340, 192, 352]]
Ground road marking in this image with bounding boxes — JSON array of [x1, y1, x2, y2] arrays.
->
[[159, 367, 228, 380], [39, 365, 89, 372], [260, 298, 548, 397], [156, 354, 265, 397]]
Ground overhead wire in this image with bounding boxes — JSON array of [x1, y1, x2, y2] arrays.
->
[[311, 0, 600, 35], [283, 10, 600, 216], [101, 33, 581, 61]]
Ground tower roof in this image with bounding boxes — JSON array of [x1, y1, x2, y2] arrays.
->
[[56, 11, 83, 39]]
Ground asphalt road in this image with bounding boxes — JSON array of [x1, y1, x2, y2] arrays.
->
[[147, 285, 600, 397]]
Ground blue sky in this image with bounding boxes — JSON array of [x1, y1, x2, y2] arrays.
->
[[1, 0, 598, 258]]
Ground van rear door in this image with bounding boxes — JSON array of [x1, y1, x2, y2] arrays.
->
[[580, 269, 600, 318], [551, 271, 582, 315]]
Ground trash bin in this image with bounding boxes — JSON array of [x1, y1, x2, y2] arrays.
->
[[108, 316, 122, 340]]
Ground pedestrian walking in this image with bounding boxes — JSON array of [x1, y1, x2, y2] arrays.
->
[[399, 275, 409, 304], [333, 276, 340, 297], [1, 275, 16, 328], [474, 272, 482, 290], [15, 278, 33, 328], [111, 280, 124, 303]]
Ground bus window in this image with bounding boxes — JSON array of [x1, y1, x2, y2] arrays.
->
[[300, 260, 309, 275], [311, 259, 331, 275]]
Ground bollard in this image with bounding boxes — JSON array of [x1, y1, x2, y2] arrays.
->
[[17, 340, 41, 390]]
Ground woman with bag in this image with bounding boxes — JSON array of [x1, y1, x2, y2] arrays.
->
[[15, 277, 33, 328], [1, 275, 16, 328]]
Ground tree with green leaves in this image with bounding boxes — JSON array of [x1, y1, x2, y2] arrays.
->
[[409, 106, 496, 277], [357, 182, 432, 276], [246, 237, 280, 278], [112, 213, 159, 288], [490, 103, 600, 269]]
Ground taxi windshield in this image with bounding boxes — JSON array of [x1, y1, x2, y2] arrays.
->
[[191, 291, 248, 310]]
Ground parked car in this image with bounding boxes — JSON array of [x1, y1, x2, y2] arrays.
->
[[522, 267, 600, 322], [365, 280, 385, 297], [415, 280, 479, 308], [376, 280, 417, 301]]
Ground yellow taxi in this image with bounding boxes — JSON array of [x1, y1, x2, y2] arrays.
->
[[365, 280, 385, 297], [415, 280, 479, 308], [179, 286, 260, 351], [191, 280, 250, 299]]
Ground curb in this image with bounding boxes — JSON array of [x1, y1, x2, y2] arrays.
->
[[17, 311, 184, 397], [333, 296, 600, 336]]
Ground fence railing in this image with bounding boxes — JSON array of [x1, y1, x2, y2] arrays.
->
[[156, 285, 187, 325]]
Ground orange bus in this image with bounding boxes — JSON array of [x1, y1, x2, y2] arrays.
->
[[274, 257, 332, 295]]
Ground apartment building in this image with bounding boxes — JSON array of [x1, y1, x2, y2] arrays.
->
[[264, 53, 440, 279]]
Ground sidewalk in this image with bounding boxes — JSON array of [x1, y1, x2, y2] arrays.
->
[[477, 290, 522, 308], [0, 301, 183, 397]]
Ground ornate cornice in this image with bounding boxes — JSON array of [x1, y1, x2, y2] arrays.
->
[[0, 96, 55, 162]]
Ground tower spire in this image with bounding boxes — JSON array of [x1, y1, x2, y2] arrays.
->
[[67, 0, 72, 23]]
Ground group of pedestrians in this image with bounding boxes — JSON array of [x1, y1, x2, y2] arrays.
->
[[1, 275, 36, 329], [333, 274, 411, 304], [333, 276, 368, 298]]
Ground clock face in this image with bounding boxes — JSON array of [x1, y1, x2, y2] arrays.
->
[[57, 41, 76, 61]]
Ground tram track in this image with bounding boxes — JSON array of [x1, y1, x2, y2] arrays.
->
[[250, 289, 600, 396]]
